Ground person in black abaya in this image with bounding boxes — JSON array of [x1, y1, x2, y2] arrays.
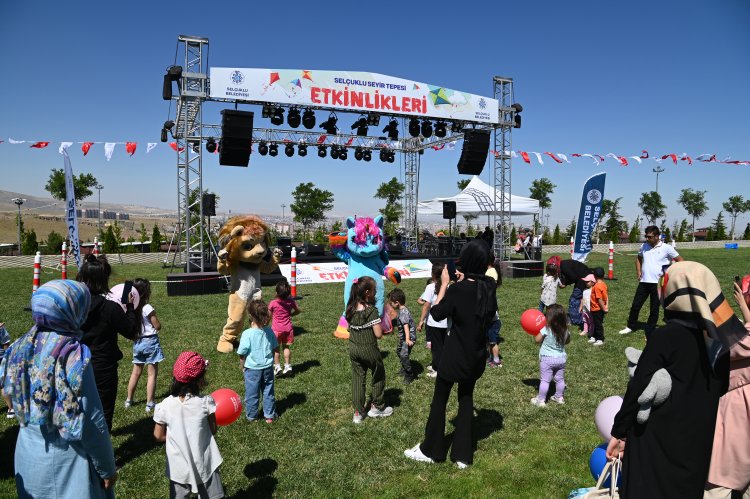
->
[[606, 261, 745, 499], [404, 239, 498, 468]]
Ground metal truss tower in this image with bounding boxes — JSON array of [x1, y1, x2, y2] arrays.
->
[[402, 145, 421, 251], [492, 76, 515, 260]]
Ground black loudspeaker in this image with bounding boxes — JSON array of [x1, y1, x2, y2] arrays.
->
[[457, 129, 491, 175], [443, 201, 457, 219], [202, 193, 216, 216], [219, 110, 254, 167]]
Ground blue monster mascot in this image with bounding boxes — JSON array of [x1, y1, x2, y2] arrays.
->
[[329, 215, 401, 339]]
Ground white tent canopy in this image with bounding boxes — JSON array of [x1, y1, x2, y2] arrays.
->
[[418, 175, 539, 216]]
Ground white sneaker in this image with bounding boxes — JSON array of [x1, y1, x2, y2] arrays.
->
[[352, 411, 364, 424], [124, 399, 132, 408], [367, 405, 394, 418], [145, 402, 155, 413], [593, 340, 604, 346], [404, 444, 434, 463], [588, 337, 596, 344], [273, 364, 282, 376], [283, 364, 292, 375], [530, 397, 546, 407], [456, 461, 469, 469], [6, 410, 15, 419], [550, 395, 565, 405], [618, 327, 633, 335]]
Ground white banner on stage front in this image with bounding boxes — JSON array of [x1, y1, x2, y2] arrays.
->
[[209, 68, 499, 124], [278, 259, 433, 285]]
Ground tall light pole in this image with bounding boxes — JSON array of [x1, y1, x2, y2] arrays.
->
[[281, 204, 287, 235], [652, 166, 665, 194], [12, 198, 26, 255], [95, 184, 104, 232]]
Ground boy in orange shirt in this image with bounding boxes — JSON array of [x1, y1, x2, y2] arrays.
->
[[589, 267, 609, 346]]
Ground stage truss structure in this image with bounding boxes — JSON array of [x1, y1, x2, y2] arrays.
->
[[166, 35, 518, 271]]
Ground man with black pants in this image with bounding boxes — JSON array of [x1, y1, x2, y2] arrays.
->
[[619, 225, 683, 338]]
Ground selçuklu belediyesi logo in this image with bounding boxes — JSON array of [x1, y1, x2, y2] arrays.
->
[[231, 70, 244, 85], [586, 189, 602, 204]]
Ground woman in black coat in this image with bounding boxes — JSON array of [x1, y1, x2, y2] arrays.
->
[[404, 240, 498, 468]]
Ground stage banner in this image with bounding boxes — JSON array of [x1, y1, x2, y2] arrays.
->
[[63, 150, 81, 267], [210, 68, 499, 124], [572, 172, 606, 262], [278, 259, 433, 285]]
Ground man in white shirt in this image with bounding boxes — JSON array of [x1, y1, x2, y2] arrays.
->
[[619, 225, 684, 338]]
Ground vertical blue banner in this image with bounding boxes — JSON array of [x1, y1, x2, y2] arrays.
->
[[63, 150, 81, 268], [573, 172, 606, 262]]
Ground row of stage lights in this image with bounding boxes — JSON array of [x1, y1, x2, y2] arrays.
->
[[256, 142, 396, 163], [261, 105, 460, 140]]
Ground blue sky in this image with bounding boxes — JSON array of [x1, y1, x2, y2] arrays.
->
[[1, 1, 749, 232]]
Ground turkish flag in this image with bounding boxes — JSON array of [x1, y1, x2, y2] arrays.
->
[[520, 151, 531, 164], [126, 142, 137, 156], [82, 142, 94, 155], [544, 152, 563, 163], [30, 142, 50, 148]]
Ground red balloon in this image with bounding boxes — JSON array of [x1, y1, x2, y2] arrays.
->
[[211, 388, 243, 426], [520, 309, 547, 335]]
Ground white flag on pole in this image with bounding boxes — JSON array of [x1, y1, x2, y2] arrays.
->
[[104, 142, 116, 161]]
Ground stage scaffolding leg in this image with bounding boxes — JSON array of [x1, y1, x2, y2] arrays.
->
[[492, 76, 515, 261], [402, 150, 420, 252]]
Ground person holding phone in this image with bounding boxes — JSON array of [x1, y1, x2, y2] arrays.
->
[[77, 255, 140, 430]]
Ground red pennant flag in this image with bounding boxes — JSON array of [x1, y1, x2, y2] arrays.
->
[[82, 142, 94, 156], [544, 152, 563, 163], [169, 142, 185, 152], [125, 142, 137, 156], [595, 155, 605, 163], [345, 137, 354, 146], [680, 155, 693, 165], [431, 144, 445, 151], [316, 135, 327, 144], [30, 142, 50, 148], [661, 154, 677, 164], [640, 150, 649, 158], [618, 156, 628, 166], [571, 153, 582, 158], [520, 151, 531, 164]]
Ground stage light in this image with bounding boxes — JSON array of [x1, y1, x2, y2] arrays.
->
[[339, 148, 348, 160], [452, 121, 463, 134], [287, 108, 301, 128], [379, 149, 388, 162], [511, 103, 523, 129], [331, 146, 340, 160], [162, 65, 182, 100], [285, 143, 295, 157], [383, 119, 399, 140], [363, 149, 372, 162], [354, 147, 364, 161], [367, 113, 380, 126], [160, 128, 168, 142], [270, 107, 285, 126], [302, 109, 315, 129], [421, 120, 433, 138], [262, 105, 273, 119], [298, 144, 307, 157], [434, 121, 447, 138], [269, 144, 278, 157], [164, 120, 175, 131], [351, 116, 368, 136], [320, 113, 338, 134], [388, 151, 395, 163], [206, 138, 217, 153], [258, 141, 269, 156], [317, 145, 326, 158], [408, 118, 420, 137]]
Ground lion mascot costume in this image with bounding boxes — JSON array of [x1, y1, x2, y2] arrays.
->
[[329, 215, 401, 339], [216, 215, 282, 353]]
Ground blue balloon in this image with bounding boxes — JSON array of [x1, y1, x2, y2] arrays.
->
[[589, 443, 622, 488]]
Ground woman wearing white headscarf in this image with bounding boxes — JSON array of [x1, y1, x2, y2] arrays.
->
[[0, 280, 117, 498]]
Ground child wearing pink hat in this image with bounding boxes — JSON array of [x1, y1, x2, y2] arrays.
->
[[153, 351, 225, 498]]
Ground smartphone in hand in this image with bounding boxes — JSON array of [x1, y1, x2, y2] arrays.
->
[[447, 260, 458, 282], [121, 281, 133, 304]]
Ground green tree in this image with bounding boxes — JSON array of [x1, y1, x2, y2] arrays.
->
[[711, 211, 727, 240], [705, 227, 714, 242], [744, 223, 750, 240], [103, 225, 118, 253], [44, 169, 99, 202], [46, 230, 64, 254], [456, 179, 478, 230], [290, 182, 334, 241], [628, 224, 639, 243], [331, 220, 343, 233], [677, 219, 689, 242], [677, 188, 708, 242], [565, 218, 577, 240], [601, 198, 625, 244], [552, 224, 561, 245], [509, 226, 517, 244], [150, 224, 162, 252], [722, 195, 750, 240], [529, 178, 556, 235], [638, 191, 666, 225], [374, 177, 404, 236], [22, 229, 39, 255]]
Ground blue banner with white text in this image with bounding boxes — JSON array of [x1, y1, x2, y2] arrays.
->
[[63, 150, 81, 268], [573, 172, 606, 262]]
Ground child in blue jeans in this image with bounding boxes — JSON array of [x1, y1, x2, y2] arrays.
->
[[531, 304, 570, 406], [238, 299, 278, 423]]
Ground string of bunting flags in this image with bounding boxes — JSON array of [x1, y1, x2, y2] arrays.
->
[[1, 137, 748, 165]]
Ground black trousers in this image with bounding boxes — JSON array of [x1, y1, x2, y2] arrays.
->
[[396, 339, 414, 379], [93, 363, 118, 431], [627, 282, 660, 336], [592, 310, 606, 341], [420, 375, 477, 464], [426, 326, 447, 370]]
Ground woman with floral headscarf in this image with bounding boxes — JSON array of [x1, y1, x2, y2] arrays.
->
[[0, 280, 117, 498], [606, 261, 746, 499]]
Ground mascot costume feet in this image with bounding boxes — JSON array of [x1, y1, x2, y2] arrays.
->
[[216, 215, 282, 353]]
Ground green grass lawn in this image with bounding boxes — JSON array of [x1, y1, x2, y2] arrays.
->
[[0, 249, 748, 498]]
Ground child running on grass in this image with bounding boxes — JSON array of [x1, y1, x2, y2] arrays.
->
[[589, 267, 609, 347], [347, 276, 393, 423], [269, 279, 301, 377], [531, 304, 571, 407], [388, 288, 416, 384], [126, 278, 164, 413], [153, 351, 224, 498], [238, 299, 278, 423]]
